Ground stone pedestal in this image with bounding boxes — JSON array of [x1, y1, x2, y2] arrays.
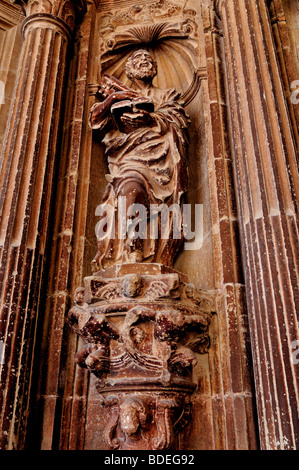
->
[[68, 264, 213, 450]]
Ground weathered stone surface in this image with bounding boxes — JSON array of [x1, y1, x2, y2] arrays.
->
[[217, 0, 299, 450], [0, 0, 87, 450], [89, 50, 190, 271]]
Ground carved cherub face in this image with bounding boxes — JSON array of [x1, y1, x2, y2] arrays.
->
[[119, 398, 147, 437], [125, 49, 157, 82], [123, 274, 143, 298]]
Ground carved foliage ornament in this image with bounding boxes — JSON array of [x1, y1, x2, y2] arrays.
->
[[98, 0, 197, 30]]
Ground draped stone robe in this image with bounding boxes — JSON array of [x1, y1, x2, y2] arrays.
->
[[90, 83, 190, 271]]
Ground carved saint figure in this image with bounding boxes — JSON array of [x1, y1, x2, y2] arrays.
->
[[90, 49, 189, 271]]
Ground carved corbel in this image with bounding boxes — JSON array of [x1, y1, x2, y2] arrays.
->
[[68, 267, 215, 449], [99, 392, 193, 451], [101, 396, 149, 450], [68, 36, 214, 449]]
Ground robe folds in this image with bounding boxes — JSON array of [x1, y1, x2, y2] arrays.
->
[[90, 85, 190, 271]]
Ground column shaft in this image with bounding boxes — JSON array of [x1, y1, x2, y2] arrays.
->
[[218, 0, 299, 449], [0, 13, 71, 449], [201, 3, 258, 449]]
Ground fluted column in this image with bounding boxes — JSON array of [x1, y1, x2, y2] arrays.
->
[[0, 0, 86, 449], [200, 3, 258, 449], [215, 0, 299, 449], [267, 0, 299, 159]]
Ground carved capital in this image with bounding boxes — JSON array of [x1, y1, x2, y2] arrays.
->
[[11, 0, 86, 32]]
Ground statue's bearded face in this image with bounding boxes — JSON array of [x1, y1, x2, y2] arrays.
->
[[126, 50, 157, 81]]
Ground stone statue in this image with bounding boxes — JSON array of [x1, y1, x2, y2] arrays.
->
[[89, 49, 190, 271], [69, 39, 213, 453], [70, 53, 213, 449]]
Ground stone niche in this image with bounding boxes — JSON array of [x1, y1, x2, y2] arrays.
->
[[67, 0, 218, 450], [86, 0, 213, 289], [60, 0, 256, 451], [0, 1, 24, 154]]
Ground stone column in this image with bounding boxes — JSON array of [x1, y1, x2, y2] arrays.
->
[[216, 0, 299, 449], [0, 0, 86, 450], [200, 3, 258, 449], [267, 0, 299, 162]]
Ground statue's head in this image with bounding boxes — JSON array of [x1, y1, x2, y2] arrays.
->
[[125, 49, 157, 82]]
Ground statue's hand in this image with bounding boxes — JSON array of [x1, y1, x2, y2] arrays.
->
[[90, 90, 140, 126]]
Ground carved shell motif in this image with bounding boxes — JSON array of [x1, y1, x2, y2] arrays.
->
[[97, 0, 200, 100]]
